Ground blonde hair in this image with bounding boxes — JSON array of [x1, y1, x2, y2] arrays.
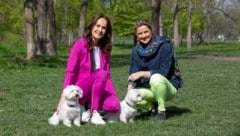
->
[[133, 19, 152, 45]]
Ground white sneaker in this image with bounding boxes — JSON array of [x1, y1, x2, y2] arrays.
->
[[82, 109, 90, 123], [91, 112, 106, 125]]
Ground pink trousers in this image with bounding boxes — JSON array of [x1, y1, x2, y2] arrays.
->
[[76, 69, 120, 113]]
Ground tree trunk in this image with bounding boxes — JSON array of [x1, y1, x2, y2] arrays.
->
[[198, 32, 204, 44], [37, 0, 47, 55], [173, 0, 180, 47], [24, 0, 36, 60], [151, 0, 161, 36], [205, 0, 214, 44], [159, 13, 163, 36], [46, 0, 57, 56], [187, 0, 192, 51], [79, 0, 88, 37], [206, 11, 211, 44], [68, 30, 73, 46]]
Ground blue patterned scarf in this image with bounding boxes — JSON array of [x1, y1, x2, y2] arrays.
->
[[136, 36, 162, 60]]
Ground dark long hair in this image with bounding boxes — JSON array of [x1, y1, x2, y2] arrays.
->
[[133, 19, 152, 45], [84, 13, 113, 55]]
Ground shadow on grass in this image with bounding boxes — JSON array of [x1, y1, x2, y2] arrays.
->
[[135, 106, 191, 121], [166, 106, 191, 118]]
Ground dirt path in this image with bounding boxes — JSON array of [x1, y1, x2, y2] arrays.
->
[[192, 55, 240, 61]]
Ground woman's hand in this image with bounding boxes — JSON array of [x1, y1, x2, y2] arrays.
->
[[128, 71, 151, 81], [128, 72, 141, 81]]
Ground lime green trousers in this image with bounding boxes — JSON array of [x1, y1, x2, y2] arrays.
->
[[136, 74, 177, 111]]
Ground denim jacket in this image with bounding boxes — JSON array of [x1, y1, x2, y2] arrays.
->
[[128, 36, 183, 89]]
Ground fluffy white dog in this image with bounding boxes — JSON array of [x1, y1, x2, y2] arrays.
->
[[105, 89, 142, 123], [48, 85, 83, 127]]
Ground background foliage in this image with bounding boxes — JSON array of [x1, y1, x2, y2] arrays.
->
[[1, 0, 239, 42]]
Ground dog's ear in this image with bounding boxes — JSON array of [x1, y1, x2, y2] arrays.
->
[[63, 86, 68, 93], [78, 88, 83, 98], [63, 87, 70, 99]]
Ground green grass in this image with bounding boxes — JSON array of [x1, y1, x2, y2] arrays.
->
[[0, 40, 240, 136], [178, 41, 240, 56]]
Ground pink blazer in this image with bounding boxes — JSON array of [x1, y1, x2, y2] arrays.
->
[[62, 37, 116, 93]]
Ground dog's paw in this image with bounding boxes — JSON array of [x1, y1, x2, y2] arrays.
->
[[74, 122, 81, 127], [121, 120, 128, 123], [129, 118, 134, 123], [63, 123, 72, 127], [73, 119, 81, 127], [81, 110, 90, 123], [120, 118, 128, 123], [63, 120, 72, 127]]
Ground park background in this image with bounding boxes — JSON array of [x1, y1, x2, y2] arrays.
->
[[0, 0, 240, 136]]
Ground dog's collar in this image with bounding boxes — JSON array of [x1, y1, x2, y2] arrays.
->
[[126, 101, 135, 109], [67, 103, 77, 107]]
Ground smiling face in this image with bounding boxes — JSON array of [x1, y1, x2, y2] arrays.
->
[[136, 25, 152, 45], [91, 18, 108, 45]]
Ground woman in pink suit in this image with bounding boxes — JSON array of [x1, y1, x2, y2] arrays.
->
[[56, 14, 120, 125]]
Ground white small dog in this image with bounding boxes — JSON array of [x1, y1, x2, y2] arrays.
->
[[105, 89, 142, 123], [48, 85, 83, 127]]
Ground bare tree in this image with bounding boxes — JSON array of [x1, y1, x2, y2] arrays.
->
[[214, 0, 238, 22], [24, 0, 36, 60], [187, 0, 192, 51], [204, 0, 215, 44], [208, 0, 240, 39], [79, 0, 88, 37], [151, 0, 161, 36]]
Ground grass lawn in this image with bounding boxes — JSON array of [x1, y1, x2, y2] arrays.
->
[[0, 40, 240, 136]]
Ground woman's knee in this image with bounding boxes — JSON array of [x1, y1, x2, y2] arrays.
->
[[138, 88, 154, 101], [136, 100, 151, 111], [102, 96, 120, 112], [149, 74, 166, 86]]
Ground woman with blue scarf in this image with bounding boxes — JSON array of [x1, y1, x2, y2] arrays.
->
[[127, 19, 183, 120]]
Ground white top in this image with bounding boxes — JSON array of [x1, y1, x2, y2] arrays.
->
[[92, 46, 100, 70]]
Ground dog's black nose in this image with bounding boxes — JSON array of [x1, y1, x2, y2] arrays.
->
[[75, 94, 79, 97]]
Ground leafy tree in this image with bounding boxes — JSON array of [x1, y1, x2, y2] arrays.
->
[[0, 0, 24, 34], [55, 0, 81, 45], [111, 0, 151, 36]]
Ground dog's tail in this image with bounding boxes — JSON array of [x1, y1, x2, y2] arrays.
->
[[48, 112, 60, 126]]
